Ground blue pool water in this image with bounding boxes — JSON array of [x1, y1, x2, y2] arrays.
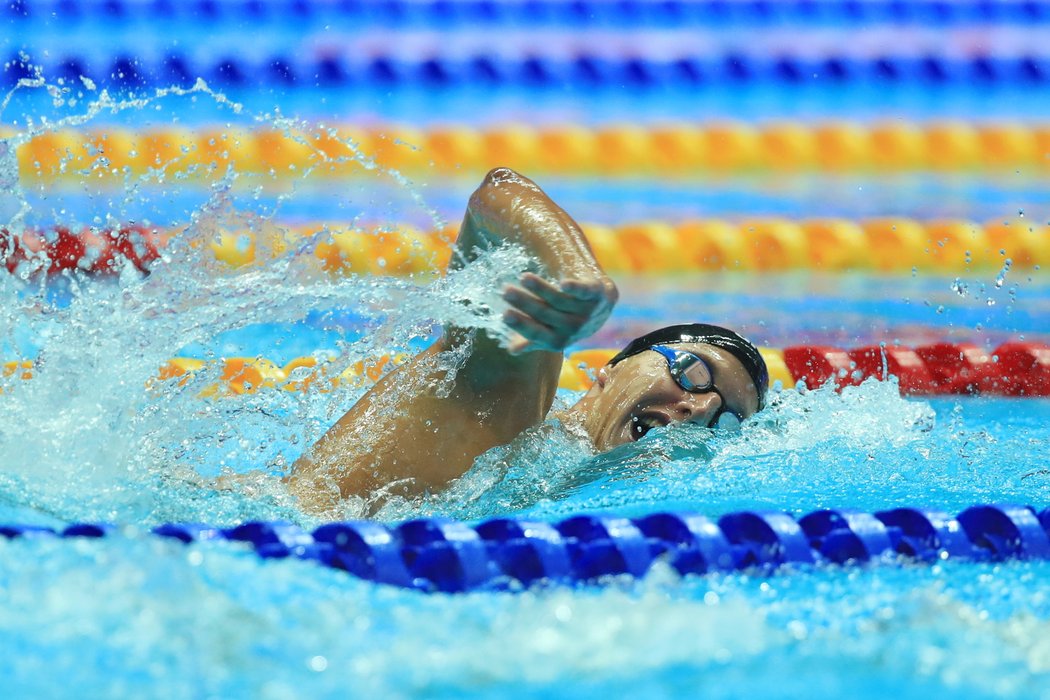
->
[[1, 252, 1049, 698], [1, 382, 1049, 699], [2, 116, 1049, 696], [3, 6, 1050, 697]]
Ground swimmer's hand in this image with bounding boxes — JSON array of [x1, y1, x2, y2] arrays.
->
[[501, 272, 618, 354]]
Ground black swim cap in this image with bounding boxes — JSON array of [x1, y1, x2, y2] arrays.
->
[[607, 323, 769, 411]]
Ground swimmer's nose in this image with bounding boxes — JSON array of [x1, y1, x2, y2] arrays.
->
[[671, 391, 721, 425]]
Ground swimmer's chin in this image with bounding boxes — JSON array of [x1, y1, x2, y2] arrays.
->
[[594, 424, 672, 459], [550, 411, 597, 445], [547, 408, 604, 452], [594, 423, 718, 466]]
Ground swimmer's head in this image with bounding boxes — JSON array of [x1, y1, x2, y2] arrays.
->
[[570, 323, 768, 451], [607, 323, 769, 408]]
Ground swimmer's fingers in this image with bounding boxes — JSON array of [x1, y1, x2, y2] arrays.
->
[[520, 273, 592, 313], [520, 273, 611, 314], [502, 273, 617, 353], [558, 277, 614, 301], [503, 308, 563, 352], [502, 284, 585, 332]]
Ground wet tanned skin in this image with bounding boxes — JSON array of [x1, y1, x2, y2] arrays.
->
[[558, 343, 760, 452], [287, 168, 618, 515], [288, 169, 762, 517]]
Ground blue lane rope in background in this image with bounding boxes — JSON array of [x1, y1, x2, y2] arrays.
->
[[5, 52, 1050, 90], [4, 504, 1050, 593], [5, 0, 1050, 28]]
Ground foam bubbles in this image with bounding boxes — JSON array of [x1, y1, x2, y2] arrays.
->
[[0, 78, 534, 526]]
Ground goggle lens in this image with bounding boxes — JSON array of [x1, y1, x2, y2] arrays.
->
[[650, 345, 743, 431], [678, 357, 714, 392]]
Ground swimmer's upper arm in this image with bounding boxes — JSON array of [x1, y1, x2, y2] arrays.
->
[[450, 167, 616, 387], [457, 168, 607, 281], [289, 168, 615, 512], [439, 167, 619, 418]]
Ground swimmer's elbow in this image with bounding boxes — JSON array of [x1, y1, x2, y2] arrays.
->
[[472, 167, 535, 204], [468, 168, 540, 230], [481, 166, 524, 187]]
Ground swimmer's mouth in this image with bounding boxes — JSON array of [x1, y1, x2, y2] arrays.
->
[[628, 410, 670, 441]]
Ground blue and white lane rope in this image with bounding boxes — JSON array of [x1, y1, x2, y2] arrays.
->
[[6, 53, 1050, 90], [3, 505, 1050, 593], [7, 0, 1050, 28]]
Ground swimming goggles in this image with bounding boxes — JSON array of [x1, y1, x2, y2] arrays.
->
[[649, 345, 743, 431]]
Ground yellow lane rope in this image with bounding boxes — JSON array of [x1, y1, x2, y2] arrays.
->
[[7, 121, 1050, 180], [207, 217, 1046, 273]]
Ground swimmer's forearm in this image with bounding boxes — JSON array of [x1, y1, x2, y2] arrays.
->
[[459, 168, 605, 281], [456, 167, 617, 354], [290, 170, 608, 513]]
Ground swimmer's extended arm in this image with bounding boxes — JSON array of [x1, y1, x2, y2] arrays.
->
[[288, 168, 616, 514], [455, 167, 618, 356]]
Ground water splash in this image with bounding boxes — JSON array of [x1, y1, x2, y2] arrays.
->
[[0, 73, 533, 526], [388, 378, 947, 522]]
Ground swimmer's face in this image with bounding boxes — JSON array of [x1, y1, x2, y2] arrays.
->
[[577, 342, 761, 451]]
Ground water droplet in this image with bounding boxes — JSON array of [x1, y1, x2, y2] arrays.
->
[[994, 259, 1012, 288]]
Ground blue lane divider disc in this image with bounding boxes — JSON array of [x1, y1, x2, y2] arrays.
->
[[798, 509, 894, 564], [634, 512, 735, 574], [224, 521, 327, 561], [957, 504, 1050, 560], [224, 520, 313, 549], [397, 518, 493, 592], [874, 507, 974, 561], [556, 515, 654, 579], [718, 511, 815, 568], [312, 521, 413, 587], [62, 523, 115, 538], [475, 518, 573, 586], [152, 523, 225, 544]]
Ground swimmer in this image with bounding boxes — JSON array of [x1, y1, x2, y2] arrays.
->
[[287, 168, 768, 515]]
